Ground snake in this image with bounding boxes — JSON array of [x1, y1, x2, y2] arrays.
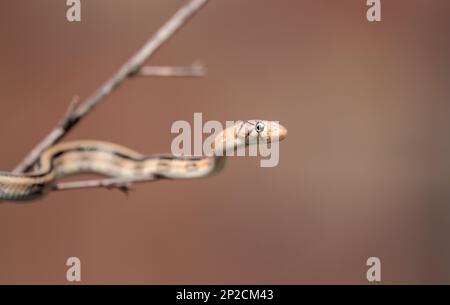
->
[[0, 120, 287, 201]]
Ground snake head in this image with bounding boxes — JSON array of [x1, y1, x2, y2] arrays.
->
[[212, 120, 287, 155], [238, 120, 287, 145]]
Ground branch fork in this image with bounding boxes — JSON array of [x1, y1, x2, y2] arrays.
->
[[12, 0, 210, 193]]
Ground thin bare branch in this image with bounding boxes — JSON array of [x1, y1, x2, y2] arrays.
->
[[138, 62, 206, 77], [13, 0, 210, 173], [59, 96, 80, 126], [53, 175, 164, 192]]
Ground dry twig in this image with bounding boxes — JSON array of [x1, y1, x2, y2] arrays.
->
[[53, 175, 165, 193], [138, 62, 206, 77]]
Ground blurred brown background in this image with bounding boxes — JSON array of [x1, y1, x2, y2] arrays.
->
[[0, 0, 449, 284]]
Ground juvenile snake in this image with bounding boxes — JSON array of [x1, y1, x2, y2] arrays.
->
[[0, 120, 287, 201]]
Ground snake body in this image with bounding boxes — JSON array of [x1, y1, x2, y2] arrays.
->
[[0, 120, 286, 201]]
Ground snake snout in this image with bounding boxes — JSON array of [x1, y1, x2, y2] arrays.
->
[[277, 125, 287, 141], [269, 123, 287, 142]]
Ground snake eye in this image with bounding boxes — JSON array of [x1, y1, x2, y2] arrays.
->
[[255, 122, 265, 133]]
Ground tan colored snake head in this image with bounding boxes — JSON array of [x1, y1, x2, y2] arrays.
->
[[213, 120, 287, 155], [244, 120, 288, 143]]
